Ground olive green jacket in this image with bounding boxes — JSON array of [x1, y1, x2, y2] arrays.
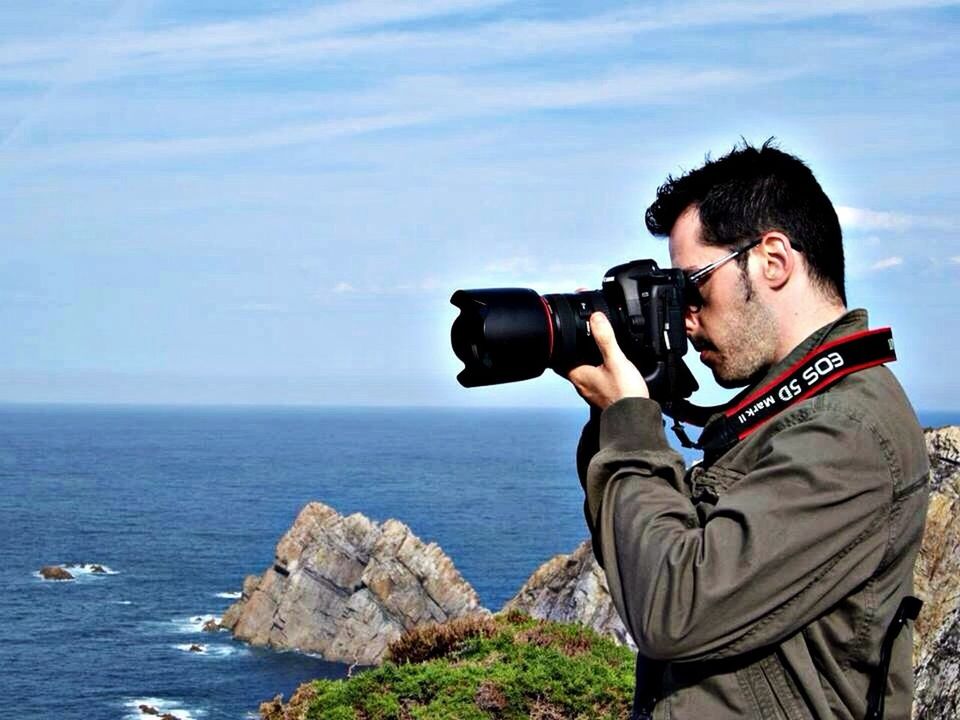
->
[[578, 310, 929, 720]]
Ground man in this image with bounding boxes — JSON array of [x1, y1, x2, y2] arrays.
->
[[567, 141, 929, 719]]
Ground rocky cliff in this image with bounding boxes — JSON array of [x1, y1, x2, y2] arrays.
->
[[221, 502, 486, 665], [913, 425, 960, 719], [503, 539, 635, 650]]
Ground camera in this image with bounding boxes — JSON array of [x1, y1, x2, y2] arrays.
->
[[450, 259, 699, 404]]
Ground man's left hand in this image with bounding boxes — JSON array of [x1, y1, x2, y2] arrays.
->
[[566, 312, 649, 409]]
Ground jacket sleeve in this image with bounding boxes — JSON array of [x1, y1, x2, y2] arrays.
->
[[585, 397, 892, 663]]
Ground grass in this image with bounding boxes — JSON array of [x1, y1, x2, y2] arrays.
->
[[259, 610, 635, 720]]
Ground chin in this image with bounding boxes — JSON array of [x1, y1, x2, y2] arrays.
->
[[713, 373, 752, 390], [709, 361, 754, 389]]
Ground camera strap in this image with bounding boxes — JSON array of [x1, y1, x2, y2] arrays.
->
[[689, 327, 896, 455]]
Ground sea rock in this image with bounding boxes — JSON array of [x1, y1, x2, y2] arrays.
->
[[202, 619, 220, 632], [188, 644, 204, 653], [39, 565, 73, 581], [503, 539, 635, 650], [222, 502, 487, 664], [90, 564, 107, 574]]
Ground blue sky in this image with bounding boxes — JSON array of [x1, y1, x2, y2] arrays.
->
[[0, 0, 957, 409]]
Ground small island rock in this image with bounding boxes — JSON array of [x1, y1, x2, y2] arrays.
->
[[39, 566, 73, 581]]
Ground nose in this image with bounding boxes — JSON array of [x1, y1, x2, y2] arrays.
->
[[684, 306, 699, 337]]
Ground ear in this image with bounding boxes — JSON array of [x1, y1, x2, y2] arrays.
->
[[755, 231, 796, 290]]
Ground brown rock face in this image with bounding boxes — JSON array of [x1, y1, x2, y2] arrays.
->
[[39, 566, 74, 581], [914, 426, 960, 719], [222, 502, 487, 665], [502, 539, 635, 650]]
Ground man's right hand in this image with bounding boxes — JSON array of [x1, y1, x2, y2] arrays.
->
[[566, 312, 649, 409]]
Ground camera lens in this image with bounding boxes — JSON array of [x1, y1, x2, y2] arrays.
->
[[450, 288, 554, 387]]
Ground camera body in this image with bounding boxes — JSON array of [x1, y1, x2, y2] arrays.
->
[[450, 259, 698, 403]]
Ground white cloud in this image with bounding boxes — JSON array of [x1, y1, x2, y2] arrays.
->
[[333, 282, 356, 293], [5, 66, 771, 166], [836, 206, 914, 231], [869, 256, 904, 271], [2, 0, 956, 83], [950, 257, 960, 264]]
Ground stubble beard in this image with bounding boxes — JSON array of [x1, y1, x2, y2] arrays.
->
[[709, 273, 779, 389]]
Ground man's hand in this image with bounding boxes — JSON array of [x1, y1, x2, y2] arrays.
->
[[566, 312, 649, 409]]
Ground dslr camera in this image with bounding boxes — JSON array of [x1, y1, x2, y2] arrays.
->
[[450, 259, 699, 407]]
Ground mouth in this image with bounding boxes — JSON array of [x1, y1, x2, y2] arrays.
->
[[691, 337, 717, 365], [690, 337, 712, 353]]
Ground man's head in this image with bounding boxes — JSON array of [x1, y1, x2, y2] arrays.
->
[[645, 140, 847, 387]]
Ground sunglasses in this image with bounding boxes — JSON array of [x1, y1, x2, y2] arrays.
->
[[682, 238, 762, 312]]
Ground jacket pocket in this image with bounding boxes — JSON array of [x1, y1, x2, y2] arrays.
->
[[737, 652, 812, 720], [690, 464, 745, 508]]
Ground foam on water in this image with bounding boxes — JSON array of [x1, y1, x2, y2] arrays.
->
[[214, 591, 242, 599], [124, 696, 205, 720], [34, 563, 119, 581], [170, 614, 221, 634], [173, 643, 248, 658]]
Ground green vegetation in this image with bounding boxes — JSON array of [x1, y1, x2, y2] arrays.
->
[[260, 611, 635, 720]]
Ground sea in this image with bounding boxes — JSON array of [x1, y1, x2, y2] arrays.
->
[[2, 405, 957, 720]]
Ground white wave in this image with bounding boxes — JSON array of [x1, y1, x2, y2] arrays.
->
[[169, 614, 222, 634], [173, 643, 248, 658], [64, 562, 120, 576], [112, 600, 133, 605], [214, 591, 242, 599], [124, 696, 205, 720], [35, 562, 119, 581]]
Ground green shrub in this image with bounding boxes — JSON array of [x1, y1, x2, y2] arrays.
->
[[289, 613, 635, 720]]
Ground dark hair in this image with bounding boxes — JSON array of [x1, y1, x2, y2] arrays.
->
[[645, 139, 846, 305]]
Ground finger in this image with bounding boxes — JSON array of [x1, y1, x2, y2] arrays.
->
[[589, 312, 626, 364]]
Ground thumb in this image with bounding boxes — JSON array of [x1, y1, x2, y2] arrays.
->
[[589, 312, 626, 364]]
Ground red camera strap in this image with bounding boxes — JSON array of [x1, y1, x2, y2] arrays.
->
[[698, 328, 896, 453]]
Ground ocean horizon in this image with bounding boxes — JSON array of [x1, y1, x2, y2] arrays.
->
[[3, 404, 955, 720]]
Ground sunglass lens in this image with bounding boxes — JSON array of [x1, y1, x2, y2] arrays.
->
[[684, 284, 703, 311]]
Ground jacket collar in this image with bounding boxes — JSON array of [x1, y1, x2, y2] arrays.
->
[[748, 308, 869, 394]]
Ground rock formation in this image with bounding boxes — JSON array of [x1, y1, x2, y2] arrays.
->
[[39, 565, 73, 581], [222, 501, 486, 664], [503, 539, 635, 650], [913, 425, 960, 719], [138, 705, 182, 720]]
